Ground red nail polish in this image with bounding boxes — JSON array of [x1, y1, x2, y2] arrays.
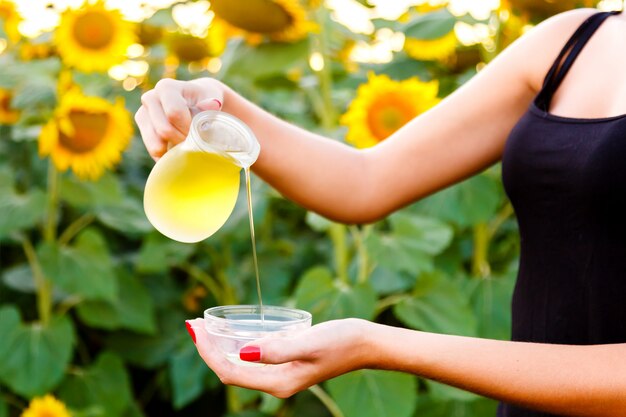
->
[[212, 98, 222, 109], [185, 321, 196, 344], [240, 346, 261, 362]]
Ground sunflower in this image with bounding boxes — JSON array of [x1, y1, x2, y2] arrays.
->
[[209, 0, 314, 43], [137, 22, 163, 47], [341, 73, 440, 149], [39, 89, 132, 180], [504, 0, 595, 19], [0, 0, 21, 43], [0, 88, 20, 124], [54, 1, 135, 73], [21, 395, 72, 417], [404, 30, 457, 62], [167, 22, 227, 63]]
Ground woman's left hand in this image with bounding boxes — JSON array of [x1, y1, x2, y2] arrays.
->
[[186, 318, 373, 398]]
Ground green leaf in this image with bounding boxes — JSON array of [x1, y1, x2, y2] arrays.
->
[[137, 233, 195, 274], [96, 197, 152, 235], [365, 213, 453, 275], [0, 397, 7, 417], [416, 174, 500, 227], [169, 342, 210, 409], [59, 172, 124, 209], [121, 401, 147, 417], [393, 272, 477, 336], [369, 266, 415, 295], [0, 305, 21, 362], [223, 40, 310, 80], [327, 370, 417, 417], [424, 379, 481, 402], [145, 8, 176, 27], [0, 312, 75, 397], [38, 229, 117, 302], [0, 169, 46, 239], [105, 309, 187, 369], [11, 82, 56, 110], [402, 9, 456, 40], [467, 273, 515, 340], [294, 266, 376, 324], [2, 264, 36, 294], [305, 212, 333, 233], [77, 267, 156, 334], [415, 395, 498, 417], [58, 352, 132, 417]]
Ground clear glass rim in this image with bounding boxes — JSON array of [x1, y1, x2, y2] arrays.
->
[[204, 304, 312, 325], [189, 110, 260, 167]]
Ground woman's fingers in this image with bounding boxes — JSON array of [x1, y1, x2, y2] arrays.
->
[[197, 98, 223, 112], [242, 332, 312, 365], [159, 88, 193, 136], [134, 106, 166, 161], [134, 78, 227, 159], [140, 90, 187, 145]]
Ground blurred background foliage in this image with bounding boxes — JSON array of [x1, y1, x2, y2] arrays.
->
[[0, 0, 620, 416]]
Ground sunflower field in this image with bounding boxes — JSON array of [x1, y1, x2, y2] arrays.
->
[[0, 1, 610, 417]]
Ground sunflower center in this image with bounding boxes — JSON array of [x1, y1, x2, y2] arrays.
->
[[72, 11, 115, 50], [211, 0, 293, 33], [367, 94, 416, 141], [58, 111, 109, 153], [0, 93, 12, 112]]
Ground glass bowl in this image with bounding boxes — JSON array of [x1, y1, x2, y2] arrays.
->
[[204, 305, 312, 365]]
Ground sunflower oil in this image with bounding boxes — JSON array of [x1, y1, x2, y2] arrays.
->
[[143, 110, 264, 319], [143, 146, 241, 243]]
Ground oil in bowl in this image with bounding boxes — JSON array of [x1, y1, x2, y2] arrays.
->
[[204, 305, 312, 366]]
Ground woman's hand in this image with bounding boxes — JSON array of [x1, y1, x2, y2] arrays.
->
[[135, 78, 224, 160], [186, 318, 372, 398]]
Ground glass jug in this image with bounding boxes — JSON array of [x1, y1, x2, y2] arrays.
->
[[143, 111, 260, 243]]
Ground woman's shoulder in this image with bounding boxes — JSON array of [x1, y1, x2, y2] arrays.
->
[[507, 8, 601, 93]]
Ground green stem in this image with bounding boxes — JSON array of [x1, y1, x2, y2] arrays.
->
[[472, 222, 490, 278], [226, 386, 242, 413], [329, 223, 349, 284], [44, 161, 59, 243], [486, 202, 514, 240], [375, 293, 410, 316], [21, 236, 52, 325], [180, 263, 224, 305], [349, 225, 371, 284], [56, 295, 83, 317], [313, 7, 336, 129], [308, 385, 345, 417], [58, 213, 95, 246]]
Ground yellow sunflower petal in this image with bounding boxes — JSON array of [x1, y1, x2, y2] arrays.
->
[[54, 1, 135, 73], [0, 0, 21, 43], [341, 73, 440, 149], [21, 395, 72, 417], [39, 89, 133, 180], [404, 30, 457, 61]]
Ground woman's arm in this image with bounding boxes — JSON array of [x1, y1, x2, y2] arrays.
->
[[187, 318, 626, 417], [136, 9, 597, 223]]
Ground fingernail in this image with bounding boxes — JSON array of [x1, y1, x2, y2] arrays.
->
[[239, 346, 261, 362], [212, 98, 222, 109], [185, 321, 196, 344]]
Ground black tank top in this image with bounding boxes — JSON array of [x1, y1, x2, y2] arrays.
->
[[499, 10, 626, 417]]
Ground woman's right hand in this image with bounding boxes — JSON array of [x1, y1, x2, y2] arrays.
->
[[135, 78, 225, 161]]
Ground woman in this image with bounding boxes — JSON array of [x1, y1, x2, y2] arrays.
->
[[135, 8, 626, 417]]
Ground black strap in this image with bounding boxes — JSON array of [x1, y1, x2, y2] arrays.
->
[[535, 10, 621, 112]]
